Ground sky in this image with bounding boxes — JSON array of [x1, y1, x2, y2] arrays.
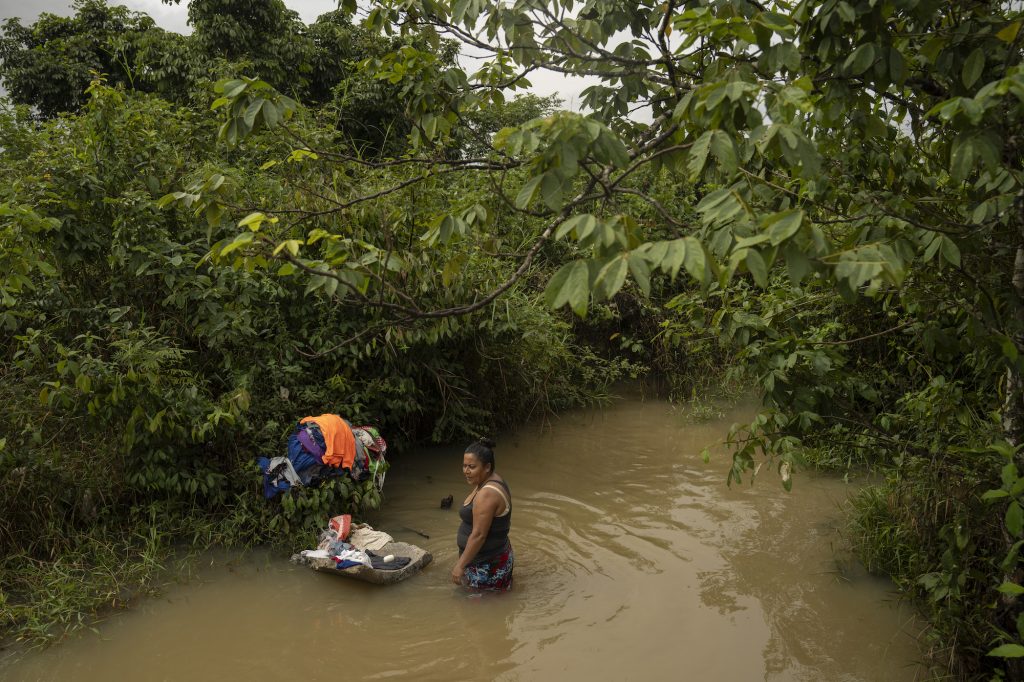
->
[[0, 0, 597, 110]]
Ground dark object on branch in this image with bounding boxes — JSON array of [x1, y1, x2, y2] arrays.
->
[[440, 495, 453, 509]]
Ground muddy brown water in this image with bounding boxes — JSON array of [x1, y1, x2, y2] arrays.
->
[[0, 396, 924, 681]]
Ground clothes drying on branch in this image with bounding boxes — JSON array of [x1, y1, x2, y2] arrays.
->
[[259, 415, 388, 499]]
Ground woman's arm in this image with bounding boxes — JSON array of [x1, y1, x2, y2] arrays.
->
[[451, 488, 501, 584]]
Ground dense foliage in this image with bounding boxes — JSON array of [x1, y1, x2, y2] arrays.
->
[[175, 0, 1021, 676], [3, 0, 1024, 677], [0, 0, 633, 646]]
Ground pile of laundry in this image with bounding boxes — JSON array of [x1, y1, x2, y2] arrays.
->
[[299, 515, 410, 571], [292, 515, 433, 585], [258, 414, 388, 499]]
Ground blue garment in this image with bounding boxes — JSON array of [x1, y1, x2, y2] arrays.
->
[[261, 422, 333, 498], [258, 456, 294, 498], [287, 432, 322, 472]]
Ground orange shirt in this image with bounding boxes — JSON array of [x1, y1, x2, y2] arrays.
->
[[300, 414, 356, 469]]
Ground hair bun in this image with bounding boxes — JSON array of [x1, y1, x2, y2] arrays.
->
[[479, 437, 497, 449]]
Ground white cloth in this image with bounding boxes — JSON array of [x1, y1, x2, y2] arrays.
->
[[348, 524, 393, 552], [301, 549, 330, 559], [333, 547, 371, 567], [265, 456, 302, 487]]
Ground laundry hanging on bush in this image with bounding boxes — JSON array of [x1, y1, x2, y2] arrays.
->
[[258, 415, 388, 499]]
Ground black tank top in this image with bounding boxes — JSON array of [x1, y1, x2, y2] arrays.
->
[[457, 479, 511, 564]]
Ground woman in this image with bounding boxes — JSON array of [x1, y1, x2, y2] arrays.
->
[[451, 438, 514, 590]]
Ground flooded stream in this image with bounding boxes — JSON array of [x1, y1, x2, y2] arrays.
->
[[0, 395, 924, 680]]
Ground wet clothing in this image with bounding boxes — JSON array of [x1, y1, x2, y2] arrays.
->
[[367, 550, 412, 571], [457, 478, 512, 566], [296, 422, 325, 461], [300, 414, 356, 469], [461, 542, 514, 591], [259, 417, 388, 499], [260, 421, 330, 498], [259, 456, 303, 498]]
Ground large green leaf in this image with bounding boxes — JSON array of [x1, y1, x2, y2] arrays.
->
[[764, 208, 804, 245], [844, 43, 875, 75], [515, 175, 542, 209], [540, 171, 572, 211], [987, 644, 1024, 658], [219, 231, 254, 257], [745, 249, 769, 287], [595, 256, 628, 299], [710, 131, 738, 174], [1007, 501, 1023, 537], [544, 260, 590, 315], [962, 48, 985, 88], [556, 213, 598, 241], [627, 252, 651, 296], [688, 131, 712, 180]]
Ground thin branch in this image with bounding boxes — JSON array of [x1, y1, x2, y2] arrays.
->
[[612, 187, 687, 228], [657, 0, 681, 92], [805, 320, 917, 346]]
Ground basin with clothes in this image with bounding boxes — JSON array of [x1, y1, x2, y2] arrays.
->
[[291, 540, 432, 585]]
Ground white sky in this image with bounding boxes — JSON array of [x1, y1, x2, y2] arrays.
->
[[0, 0, 596, 109]]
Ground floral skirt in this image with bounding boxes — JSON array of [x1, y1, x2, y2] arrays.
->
[[461, 542, 514, 591]]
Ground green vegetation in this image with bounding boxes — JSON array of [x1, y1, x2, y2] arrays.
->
[[0, 0, 634, 647], [2, 0, 1024, 678]]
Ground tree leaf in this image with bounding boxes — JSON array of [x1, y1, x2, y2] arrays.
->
[[765, 208, 804, 245], [834, 247, 888, 289], [322, 275, 339, 297], [540, 171, 569, 211], [997, 20, 1022, 43], [272, 239, 301, 257], [243, 98, 264, 128], [844, 43, 875, 75], [949, 134, 976, 182], [889, 46, 907, 84], [987, 644, 1024, 658], [962, 48, 984, 89], [745, 249, 769, 287], [939, 236, 961, 267], [627, 251, 651, 296], [688, 131, 712, 180], [682, 237, 707, 282], [238, 212, 267, 231], [710, 131, 738, 174], [556, 213, 597, 241], [1007, 501, 1023, 537], [222, 80, 247, 98], [997, 582, 1024, 595], [595, 256, 628, 299], [1003, 462, 1019, 487], [263, 102, 281, 128], [515, 175, 542, 209], [661, 239, 686, 279], [544, 260, 590, 316], [783, 242, 812, 284], [219, 231, 254, 257]]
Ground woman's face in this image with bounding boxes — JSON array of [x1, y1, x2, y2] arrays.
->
[[463, 452, 490, 486]]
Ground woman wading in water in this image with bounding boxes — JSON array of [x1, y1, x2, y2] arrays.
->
[[451, 439, 513, 590]]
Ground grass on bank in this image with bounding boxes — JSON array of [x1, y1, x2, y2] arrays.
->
[[0, 500, 274, 646]]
